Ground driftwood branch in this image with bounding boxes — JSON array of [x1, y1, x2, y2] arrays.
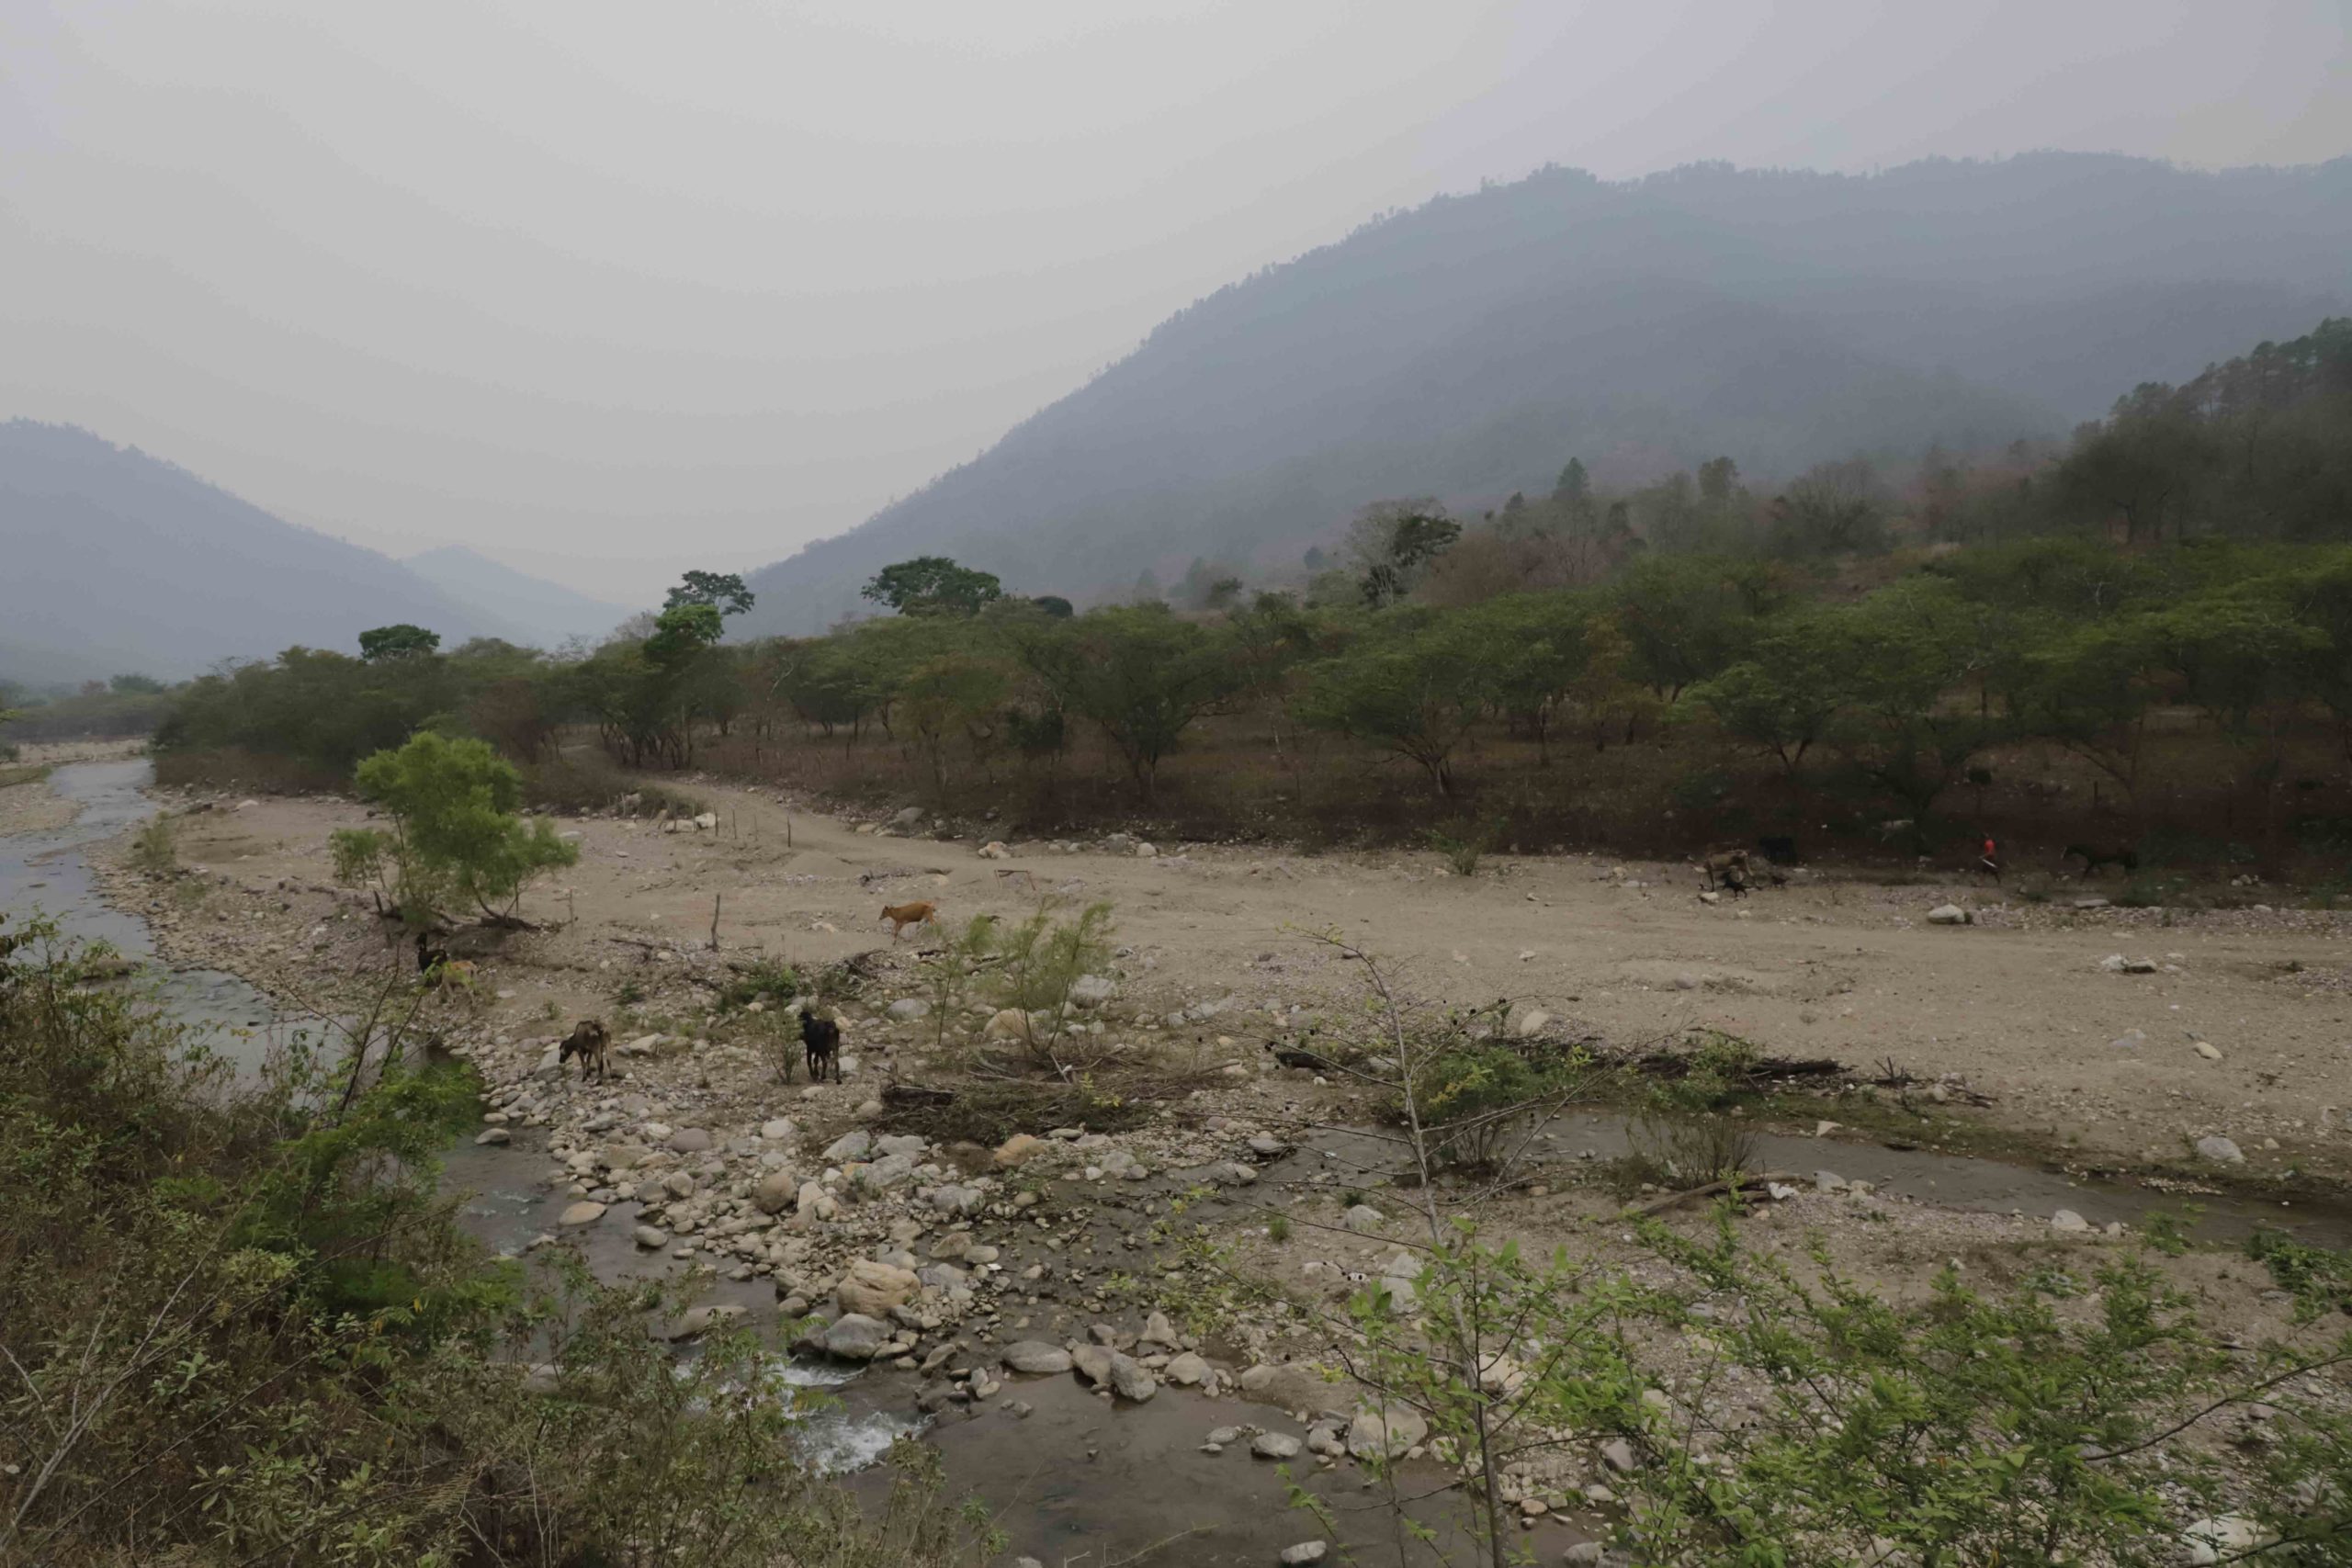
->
[[1625, 1170, 1803, 1219]]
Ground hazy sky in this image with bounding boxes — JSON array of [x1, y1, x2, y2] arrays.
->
[[4, 1, 2346, 604]]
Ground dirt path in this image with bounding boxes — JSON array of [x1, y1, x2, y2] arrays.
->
[[111, 769, 2352, 1176]]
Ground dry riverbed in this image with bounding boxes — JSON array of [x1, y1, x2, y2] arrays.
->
[[57, 767, 2352, 1562]]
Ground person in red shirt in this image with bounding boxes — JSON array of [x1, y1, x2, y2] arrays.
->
[[1977, 834, 2001, 883]]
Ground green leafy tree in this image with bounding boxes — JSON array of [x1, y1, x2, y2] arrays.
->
[[1610, 556, 1766, 703], [1297, 614, 1492, 798], [1815, 581, 2006, 838], [862, 556, 1004, 617], [1687, 613, 1851, 775], [107, 673, 166, 694], [664, 569, 755, 616], [333, 731, 577, 928], [357, 624, 442, 662], [898, 651, 1012, 789], [1018, 605, 1242, 799], [644, 603, 724, 668]]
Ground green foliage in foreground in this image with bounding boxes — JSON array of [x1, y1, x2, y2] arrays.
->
[[1320, 1210, 2352, 1568], [0, 913, 992, 1567]]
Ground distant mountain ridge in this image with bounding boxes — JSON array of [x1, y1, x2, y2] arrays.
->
[[1, 423, 528, 680], [736, 152, 2352, 635], [403, 545, 635, 650]]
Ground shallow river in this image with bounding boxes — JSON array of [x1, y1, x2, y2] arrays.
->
[[9, 758, 2342, 1565]]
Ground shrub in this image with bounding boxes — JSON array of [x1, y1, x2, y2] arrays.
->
[[1426, 816, 1498, 876], [716, 957, 803, 1011], [1409, 1041, 1571, 1174], [987, 900, 1114, 1074], [128, 813, 177, 873]]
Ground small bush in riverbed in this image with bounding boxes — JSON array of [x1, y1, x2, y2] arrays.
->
[[716, 957, 803, 1011], [129, 812, 177, 873]]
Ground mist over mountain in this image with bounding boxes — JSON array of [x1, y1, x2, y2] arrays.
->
[[402, 546, 636, 651], [0, 422, 504, 681], [737, 152, 2351, 636]]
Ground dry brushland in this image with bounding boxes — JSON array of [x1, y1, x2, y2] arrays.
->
[[22, 751, 2344, 1565]]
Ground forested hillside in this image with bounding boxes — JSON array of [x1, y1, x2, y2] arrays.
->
[[737, 153, 2350, 635], [137, 318, 2352, 891]]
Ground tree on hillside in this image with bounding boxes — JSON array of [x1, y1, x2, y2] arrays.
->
[[330, 731, 577, 928], [1769, 458, 1889, 558], [863, 557, 1004, 617], [1697, 456, 1739, 504], [107, 673, 166, 694], [1552, 458, 1589, 505], [358, 625, 441, 662], [1349, 499, 1462, 608], [1030, 594, 1075, 619], [665, 570, 755, 616]]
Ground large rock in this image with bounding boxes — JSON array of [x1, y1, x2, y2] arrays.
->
[[820, 1313, 891, 1360], [752, 1168, 800, 1215], [835, 1258, 921, 1317], [1164, 1351, 1209, 1386], [887, 998, 932, 1021], [1139, 1311, 1181, 1349], [1346, 1404, 1429, 1461], [2183, 1515, 2276, 1566], [1070, 1346, 1156, 1401], [669, 1127, 714, 1154], [632, 1224, 669, 1249], [1925, 904, 1971, 925], [666, 1303, 745, 1341], [797, 1181, 837, 1223], [983, 1008, 1030, 1042], [2195, 1135, 2245, 1165], [1279, 1544, 1327, 1566], [1378, 1251, 1422, 1314], [558, 1201, 606, 1227], [823, 1129, 873, 1163], [1001, 1341, 1075, 1374], [1070, 974, 1117, 1008], [1251, 1432, 1303, 1459], [1071, 1344, 1114, 1385], [760, 1117, 797, 1142], [1108, 1357, 1158, 1402]]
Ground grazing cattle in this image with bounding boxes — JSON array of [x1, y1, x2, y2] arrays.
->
[[415, 931, 475, 989], [1698, 848, 1751, 896], [2063, 842, 2140, 876], [560, 1019, 611, 1082], [801, 1010, 842, 1082], [880, 900, 937, 940]]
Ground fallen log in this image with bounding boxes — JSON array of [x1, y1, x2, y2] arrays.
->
[[1624, 1170, 1803, 1219]]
